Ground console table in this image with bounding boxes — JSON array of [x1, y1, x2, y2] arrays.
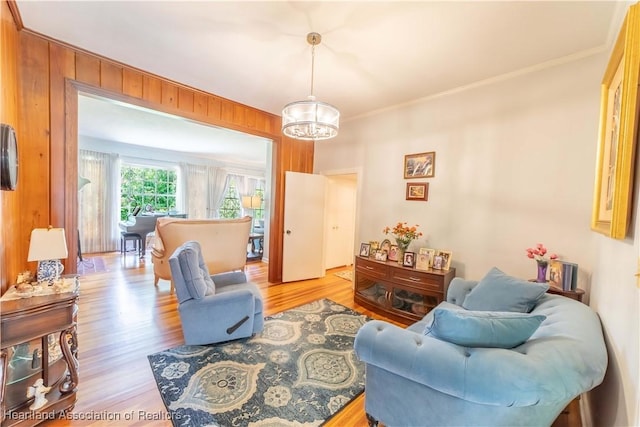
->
[[1, 282, 79, 426], [354, 255, 456, 325]]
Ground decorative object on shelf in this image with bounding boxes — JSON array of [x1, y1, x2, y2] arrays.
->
[[0, 123, 19, 191], [380, 239, 392, 253], [27, 227, 69, 284], [359, 243, 371, 257], [404, 152, 435, 179], [549, 260, 578, 291], [435, 250, 453, 270], [282, 32, 339, 141], [433, 255, 443, 270], [591, 4, 640, 240], [388, 245, 399, 262], [369, 241, 379, 255], [383, 222, 423, 263], [406, 182, 429, 201], [374, 250, 388, 262], [419, 248, 436, 268], [402, 251, 415, 268], [26, 378, 51, 410], [525, 243, 557, 283], [415, 252, 430, 271]]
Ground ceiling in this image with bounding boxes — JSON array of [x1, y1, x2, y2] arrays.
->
[[16, 1, 629, 159]]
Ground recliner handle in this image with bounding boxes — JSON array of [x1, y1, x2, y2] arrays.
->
[[227, 316, 250, 335]]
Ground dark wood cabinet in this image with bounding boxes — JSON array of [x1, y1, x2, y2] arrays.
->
[[354, 255, 455, 325], [0, 283, 79, 426]]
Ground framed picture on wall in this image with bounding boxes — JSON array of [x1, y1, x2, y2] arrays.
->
[[404, 152, 435, 179], [591, 5, 640, 239], [406, 182, 429, 201]]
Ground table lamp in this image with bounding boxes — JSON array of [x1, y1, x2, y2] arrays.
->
[[27, 227, 68, 284], [242, 195, 262, 233]]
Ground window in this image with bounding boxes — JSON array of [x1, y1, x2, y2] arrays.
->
[[120, 164, 177, 220], [253, 187, 265, 223], [218, 179, 241, 219]]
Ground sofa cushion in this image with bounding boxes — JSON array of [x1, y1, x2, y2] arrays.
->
[[176, 241, 215, 299], [424, 307, 546, 348], [462, 267, 548, 313]]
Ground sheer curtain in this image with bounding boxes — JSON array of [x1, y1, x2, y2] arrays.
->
[[78, 150, 120, 253], [209, 168, 228, 218], [180, 163, 208, 219]]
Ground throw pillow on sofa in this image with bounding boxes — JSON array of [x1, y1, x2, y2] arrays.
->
[[462, 267, 548, 313], [176, 241, 216, 299], [424, 307, 546, 348]]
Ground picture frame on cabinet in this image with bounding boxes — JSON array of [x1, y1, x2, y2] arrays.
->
[[415, 252, 431, 271], [436, 250, 453, 270], [388, 245, 399, 261], [406, 182, 429, 201], [359, 243, 371, 257], [404, 151, 435, 179], [403, 251, 415, 268], [432, 255, 443, 270], [374, 250, 388, 262], [419, 248, 436, 267], [380, 239, 392, 253], [591, 4, 640, 240]]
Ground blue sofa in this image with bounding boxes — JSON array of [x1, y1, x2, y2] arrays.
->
[[354, 271, 607, 427]]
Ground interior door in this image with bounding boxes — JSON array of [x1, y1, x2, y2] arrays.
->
[[282, 171, 326, 282], [325, 176, 357, 269]]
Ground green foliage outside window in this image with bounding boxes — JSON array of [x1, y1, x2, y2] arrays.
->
[[120, 165, 177, 220], [219, 181, 241, 219]]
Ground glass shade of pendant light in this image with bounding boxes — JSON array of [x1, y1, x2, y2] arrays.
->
[[282, 32, 339, 141]]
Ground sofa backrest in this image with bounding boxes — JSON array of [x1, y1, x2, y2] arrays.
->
[[152, 216, 252, 282]]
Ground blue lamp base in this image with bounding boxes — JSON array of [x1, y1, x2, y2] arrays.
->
[[36, 260, 64, 284]]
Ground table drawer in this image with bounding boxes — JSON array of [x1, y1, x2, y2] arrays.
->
[[356, 257, 388, 279], [390, 269, 443, 292]]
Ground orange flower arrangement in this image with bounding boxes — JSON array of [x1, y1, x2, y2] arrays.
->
[[383, 222, 423, 249]]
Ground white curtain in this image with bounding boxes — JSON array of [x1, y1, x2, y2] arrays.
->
[[181, 163, 208, 219], [209, 168, 228, 218], [78, 150, 120, 253]]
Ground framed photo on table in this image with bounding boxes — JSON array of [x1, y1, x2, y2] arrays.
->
[[359, 243, 371, 257], [436, 250, 453, 270], [591, 4, 640, 240], [388, 245, 399, 262], [402, 252, 415, 268], [415, 252, 430, 271], [404, 152, 435, 179]]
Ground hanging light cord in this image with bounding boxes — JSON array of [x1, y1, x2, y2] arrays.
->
[[309, 36, 317, 98]]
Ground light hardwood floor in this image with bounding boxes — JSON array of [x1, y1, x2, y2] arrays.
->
[[40, 251, 398, 426]]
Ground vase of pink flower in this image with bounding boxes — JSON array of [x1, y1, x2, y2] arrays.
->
[[526, 243, 558, 283]]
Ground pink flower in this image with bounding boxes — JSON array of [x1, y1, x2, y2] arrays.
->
[[525, 244, 557, 263]]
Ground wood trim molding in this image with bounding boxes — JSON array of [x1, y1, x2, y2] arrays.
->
[[6, 0, 23, 31]]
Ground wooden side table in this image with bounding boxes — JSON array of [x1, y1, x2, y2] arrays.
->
[[1, 281, 79, 426], [546, 285, 585, 302]]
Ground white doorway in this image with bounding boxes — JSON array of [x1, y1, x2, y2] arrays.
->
[[324, 174, 357, 269]]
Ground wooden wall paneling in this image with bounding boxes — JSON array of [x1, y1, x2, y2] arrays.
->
[[142, 75, 162, 104], [122, 68, 143, 99], [160, 81, 177, 108], [221, 100, 234, 123], [1, 0, 20, 294], [207, 96, 222, 121], [100, 60, 123, 93], [18, 32, 51, 276], [49, 43, 77, 273], [193, 92, 208, 116], [177, 87, 194, 113], [16, 30, 307, 286], [75, 53, 100, 86]]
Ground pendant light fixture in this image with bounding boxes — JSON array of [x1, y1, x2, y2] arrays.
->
[[282, 32, 339, 141]]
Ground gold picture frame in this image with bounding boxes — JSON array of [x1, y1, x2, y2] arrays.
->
[[591, 4, 640, 239], [404, 152, 435, 179]]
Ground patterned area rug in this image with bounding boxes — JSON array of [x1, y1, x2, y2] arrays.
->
[[148, 299, 369, 426], [334, 270, 353, 282], [76, 257, 108, 275]]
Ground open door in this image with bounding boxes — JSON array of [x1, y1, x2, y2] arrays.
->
[[282, 171, 326, 282]]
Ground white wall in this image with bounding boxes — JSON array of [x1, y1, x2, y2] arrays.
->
[[315, 52, 638, 425]]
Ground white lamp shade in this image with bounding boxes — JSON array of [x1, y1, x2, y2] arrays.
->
[[242, 195, 262, 209], [282, 99, 339, 140], [27, 228, 69, 261]]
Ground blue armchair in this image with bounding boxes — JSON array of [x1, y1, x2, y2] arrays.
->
[[169, 241, 264, 345], [354, 269, 607, 427]]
